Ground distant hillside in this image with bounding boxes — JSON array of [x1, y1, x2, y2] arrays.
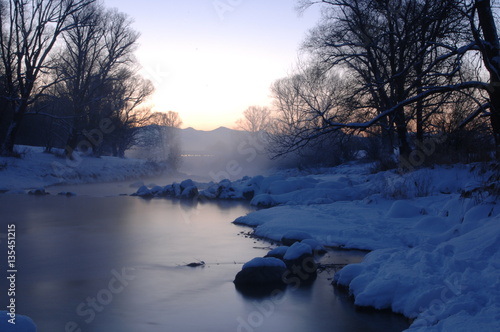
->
[[174, 127, 273, 181], [175, 126, 248, 155]]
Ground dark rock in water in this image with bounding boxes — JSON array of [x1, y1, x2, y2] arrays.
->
[[242, 188, 255, 200], [235, 280, 287, 298], [281, 230, 313, 246], [234, 257, 287, 289], [57, 191, 76, 197], [234, 266, 287, 287], [186, 261, 205, 267], [28, 187, 48, 196], [282, 243, 317, 285]]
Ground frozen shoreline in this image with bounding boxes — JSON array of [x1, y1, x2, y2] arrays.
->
[[231, 163, 500, 331], [0, 146, 165, 192], [2, 146, 499, 331], [135, 161, 500, 332]]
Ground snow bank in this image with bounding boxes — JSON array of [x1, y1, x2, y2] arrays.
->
[[334, 209, 500, 331], [130, 160, 500, 330], [231, 162, 500, 331], [0, 145, 163, 191], [281, 230, 313, 246]]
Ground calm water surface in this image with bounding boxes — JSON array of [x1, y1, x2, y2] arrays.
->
[[0, 187, 410, 331]]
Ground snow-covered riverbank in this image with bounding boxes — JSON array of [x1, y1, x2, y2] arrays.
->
[[2, 147, 499, 331], [238, 163, 500, 331], [136, 161, 500, 332], [0, 146, 163, 192]]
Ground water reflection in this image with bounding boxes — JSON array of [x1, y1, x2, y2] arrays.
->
[[0, 193, 409, 331]]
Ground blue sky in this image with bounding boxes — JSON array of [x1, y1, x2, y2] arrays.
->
[[104, 0, 322, 130]]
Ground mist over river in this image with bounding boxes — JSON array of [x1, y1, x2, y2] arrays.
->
[[0, 186, 409, 331]]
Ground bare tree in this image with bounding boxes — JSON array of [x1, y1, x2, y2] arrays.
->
[[471, 0, 500, 157], [150, 111, 183, 128], [236, 106, 272, 133], [56, 4, 140, 158], [104, 70, 154, 157], [299, 0, 469, 160], [137, 110, 183, 168], [0, 0, 95, 156], [268, 62, 355, 158], [298, 0, 500, 160]]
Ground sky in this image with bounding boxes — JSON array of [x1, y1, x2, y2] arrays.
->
[[103, 0, 322, 130]]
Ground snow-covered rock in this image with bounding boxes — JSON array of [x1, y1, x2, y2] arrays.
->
[[242, 257, 286, 270], [28, 187, 48, 195], [132, 180, 200, 200], [282, 242, 317, 284], [265, 246, 289, 259], [230, 162, 500, 330], [300, 239, 327, 255], [283, 242, 313, 261], [180, 186, 198, 199], [149, 185, 164, 196], [234, 257, 287, 289], [180, 179, 196, 191], [0, 311, 37, 331], [133, 185, 151, 197]]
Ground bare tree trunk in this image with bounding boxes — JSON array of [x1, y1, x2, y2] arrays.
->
[[393, 107, 412, 159], [489, 86, 500, 158], [475, 0, 500, 158], [1, 103, 27, 155], [65, 125, 79, 158]]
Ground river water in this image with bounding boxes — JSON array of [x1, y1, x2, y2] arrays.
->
[[0, 184, 410, 332]]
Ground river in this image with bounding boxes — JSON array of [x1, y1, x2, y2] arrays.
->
[[0, 183, 410, 331]]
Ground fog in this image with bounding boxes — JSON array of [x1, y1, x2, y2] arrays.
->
[[130, 126, 283, 183]]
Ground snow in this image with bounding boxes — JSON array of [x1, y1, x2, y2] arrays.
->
[[283, 242, 313, 260], [227, 162, 500, 331], [242, 257, 287, 269], [0, 311, 37, 331], [386, 200, 423, 218], [0, 145, 162, 191], [300, 239, 327, 253], [281, 230, 313, 243], [265, 246, 289, 258], [2, 144, 499, 331]]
